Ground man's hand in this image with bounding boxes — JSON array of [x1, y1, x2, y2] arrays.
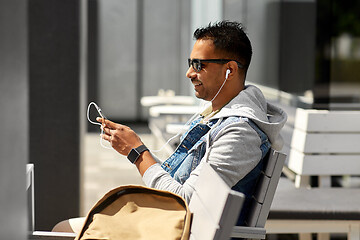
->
[[96, 117, 143, 156], [96, 117, 156, 176]]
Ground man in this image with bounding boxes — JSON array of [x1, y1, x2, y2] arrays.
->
[[98, 21, 286, 224], [54, 21, 286, 231]]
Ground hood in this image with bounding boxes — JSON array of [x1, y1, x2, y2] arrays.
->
[[209, 85, 287, 150]]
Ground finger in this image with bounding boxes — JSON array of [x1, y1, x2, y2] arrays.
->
[[101, 125, 112, 136], [101, 118, 122, 129], [96, 117, 107, 125], [96, 117, 117, 129], [100, 133, 111, 142]]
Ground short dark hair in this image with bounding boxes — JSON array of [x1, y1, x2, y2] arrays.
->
[[193, 21, 252, 70]]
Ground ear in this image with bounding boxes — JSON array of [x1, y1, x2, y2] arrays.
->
[[225, 61, 245, 89], [224, 61, 239, 80]]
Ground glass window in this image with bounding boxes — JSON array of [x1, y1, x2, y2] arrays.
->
[[315, 0, 360, 109]]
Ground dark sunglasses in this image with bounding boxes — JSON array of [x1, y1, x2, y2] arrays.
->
[[188, 58, 244, 72]]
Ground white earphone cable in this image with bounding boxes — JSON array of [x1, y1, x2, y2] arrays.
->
[[87, 102, 113, 149]]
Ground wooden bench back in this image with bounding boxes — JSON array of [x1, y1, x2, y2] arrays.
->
[[245, 149, 287, 227]]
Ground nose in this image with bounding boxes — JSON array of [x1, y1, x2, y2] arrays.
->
[[186, 66, 196, 79]]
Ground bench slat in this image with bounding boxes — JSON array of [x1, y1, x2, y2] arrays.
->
[[263, 150, 278, 177], [291, 129, 360, 154], [247, 201, 262, 226], [254, 174, 271, 204], [288, 149, 360, 175], [294, 108, 360, 132], [232, 226, 266, 239]]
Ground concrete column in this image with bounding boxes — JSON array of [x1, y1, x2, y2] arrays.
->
[[28, 0, 86, 230]]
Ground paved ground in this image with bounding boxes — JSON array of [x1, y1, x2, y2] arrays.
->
[[81, 124, 169, 215]]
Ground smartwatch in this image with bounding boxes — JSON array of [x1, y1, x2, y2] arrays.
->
[[127, 145, 149, 164]]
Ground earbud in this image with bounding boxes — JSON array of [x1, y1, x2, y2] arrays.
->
[[225, 69, 231, 79]]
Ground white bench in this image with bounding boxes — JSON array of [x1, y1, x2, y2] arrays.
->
[[190, 149, 287, 240], [268, 108, 360, 240], [287, 108, 360, 188]]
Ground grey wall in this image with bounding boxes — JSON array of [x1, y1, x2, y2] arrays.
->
[[94, 0, 191, 121], [224, 0, 316, 95], [142, 0, 182, 98], [142, 0, 192, 118], [224, 0, 281, 89], [0, 0, 28, 239], [98, 0, 138, 120], [246, 0, 281, 89]]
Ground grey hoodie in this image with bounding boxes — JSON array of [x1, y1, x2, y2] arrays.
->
[[143, 85, 287, 203]]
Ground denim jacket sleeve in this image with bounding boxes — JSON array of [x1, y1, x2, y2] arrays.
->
[[142, 163, 198, 203]]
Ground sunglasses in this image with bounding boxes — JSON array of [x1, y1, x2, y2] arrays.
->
[[188, 58, 244, 72]]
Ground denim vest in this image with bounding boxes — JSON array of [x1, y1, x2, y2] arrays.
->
[[161, 116, 271, 225]]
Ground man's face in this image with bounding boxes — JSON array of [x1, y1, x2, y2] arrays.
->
[[186, 39, 227, 101]]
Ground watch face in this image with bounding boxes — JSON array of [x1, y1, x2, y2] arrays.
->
[[127, 145, 148, 164], [127, 148, 139, 163]]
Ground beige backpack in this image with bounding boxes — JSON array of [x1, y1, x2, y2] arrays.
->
[[75, 185, 191, 240]]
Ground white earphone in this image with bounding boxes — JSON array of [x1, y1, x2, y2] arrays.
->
[[225, 69, 231, 79]]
